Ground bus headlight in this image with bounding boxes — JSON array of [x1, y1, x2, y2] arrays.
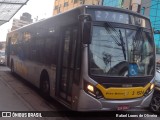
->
[[83, 80, 103, 99], [150, 83, 154, 91], [144, 83, 154, 96], [87, 84, 94, 92]]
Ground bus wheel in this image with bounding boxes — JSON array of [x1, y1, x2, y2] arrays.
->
[[150, 93, 160, 113], [40, 73, 50, 98]]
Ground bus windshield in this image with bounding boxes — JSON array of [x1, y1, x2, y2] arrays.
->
[[89, 24, 154, 77]]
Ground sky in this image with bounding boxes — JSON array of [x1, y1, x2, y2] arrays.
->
[[0, 0, 54, 42]]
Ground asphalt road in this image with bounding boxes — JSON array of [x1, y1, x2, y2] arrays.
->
[[0, 65, 159, 120]]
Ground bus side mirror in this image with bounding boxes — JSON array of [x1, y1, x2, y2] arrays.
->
[[79, 14, 92, 44], [82, 21, 92, 44]]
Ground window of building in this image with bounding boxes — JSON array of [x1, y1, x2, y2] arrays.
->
[[74, 0, 78, 4], [58, 7, 61, 13], [137, 4, 141, 13], [79, 0, 84, 4], [64, 2, 68, 7], [54, 6, 58, 10]]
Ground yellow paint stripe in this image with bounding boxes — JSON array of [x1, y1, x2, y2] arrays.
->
[[96, 83, 151, 99]]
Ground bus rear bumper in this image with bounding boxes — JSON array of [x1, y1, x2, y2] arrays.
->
[[77, 90, 154, 111]]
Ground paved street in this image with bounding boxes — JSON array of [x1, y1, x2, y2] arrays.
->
[[0, 76, 32, 111], [0, 65, 159, 120]]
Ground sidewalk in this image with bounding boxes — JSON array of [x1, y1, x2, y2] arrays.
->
[[0, 78, 33, 111], [0, 75, 40, 120], [0, 67, 66, 120]]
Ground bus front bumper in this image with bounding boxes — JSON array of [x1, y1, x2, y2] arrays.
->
[[77, 90, 154, 111]]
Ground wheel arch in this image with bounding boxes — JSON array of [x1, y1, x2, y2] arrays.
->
[[39, 69, 50, 90], [39, 69, 51, 98], [10, 58, 14, 68], [10, 58, 15, 74]]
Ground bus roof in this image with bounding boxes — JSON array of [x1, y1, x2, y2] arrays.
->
[[80, 5, 149, 20], [9, 5, 149, 34]]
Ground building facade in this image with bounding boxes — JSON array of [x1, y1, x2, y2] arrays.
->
[[53, 0, 102, 15], [103, 0, 160, 53], [141, 0, 160, 53], [11, 12, 33, 31], [102, 0, 141, 12], [125, 0, 160, 53]]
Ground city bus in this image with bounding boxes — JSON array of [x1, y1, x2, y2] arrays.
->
[[5, 5, 155, 111]]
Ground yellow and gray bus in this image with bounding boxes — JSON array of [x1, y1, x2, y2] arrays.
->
[[6, 5, 155, 111]]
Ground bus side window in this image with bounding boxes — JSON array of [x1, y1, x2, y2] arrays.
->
[[44, 36, 57, 65]]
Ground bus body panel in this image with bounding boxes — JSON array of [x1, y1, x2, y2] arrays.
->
[[77, 90, 154, 111], [10, 55, 56, 92]]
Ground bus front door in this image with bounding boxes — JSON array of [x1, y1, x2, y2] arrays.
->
[[56, 27, 78, 104]]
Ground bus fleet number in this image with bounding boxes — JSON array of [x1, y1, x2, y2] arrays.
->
[[132, 91, 144, 96]]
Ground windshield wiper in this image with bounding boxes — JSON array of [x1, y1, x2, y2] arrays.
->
[[119, 29, 126, 60], [104, 22, 126, 60]]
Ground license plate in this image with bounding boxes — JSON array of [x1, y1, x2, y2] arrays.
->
[[117, 105, 129, 110]]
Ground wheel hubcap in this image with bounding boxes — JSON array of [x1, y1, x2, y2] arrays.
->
[[151, 95, 160, 112], [42, 80, 49, 93]]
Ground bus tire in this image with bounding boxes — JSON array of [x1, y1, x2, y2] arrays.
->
[[150, 92, 160, 113], [40, 71, 50, 99]]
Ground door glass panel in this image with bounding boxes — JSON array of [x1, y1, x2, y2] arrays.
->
[[59, 27, 78, 101], [63, 30, 70, 67], [68, 28, 78, 94], [61, 30, 71, 92]]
